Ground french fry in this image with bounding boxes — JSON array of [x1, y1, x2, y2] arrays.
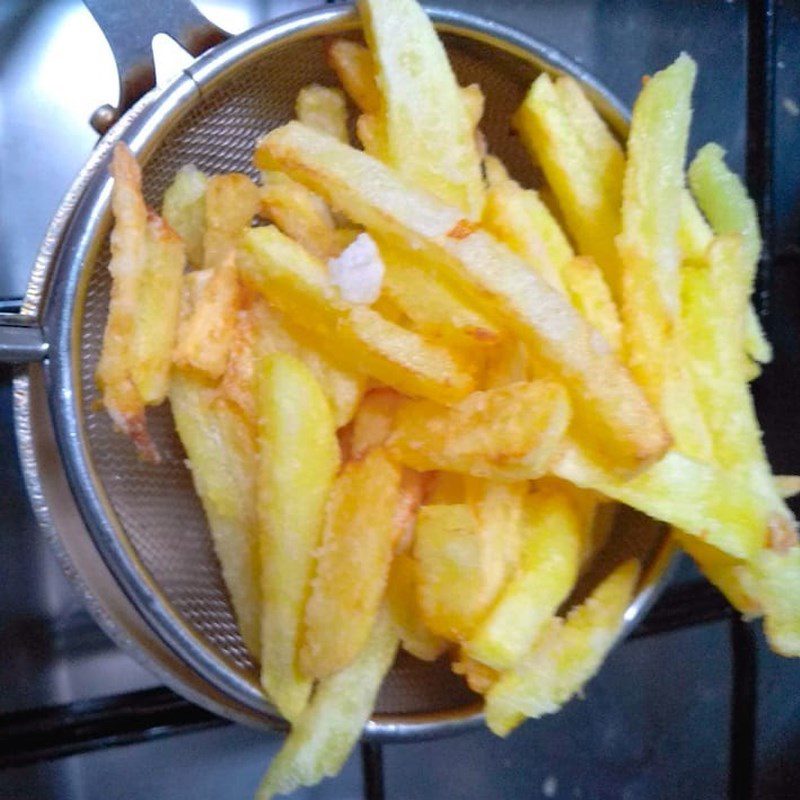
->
[[688, 142, 772, 365], [461, 83, 485, 130], [561, 256, 622, 353], [301, 448, 403, 678], [256, 607, 399, 800], [414, 504, 490, 640], [515, 73, 625, 298], [356, 112, 388, 160], [552, 442, 770, 560], [617, 54, 713, 463], [452, 651, 498, 694], [483, 154, 510, 188], [464, 477, 527, 599], [482, 178, 570, 291], [257, 122, 669, 469], [130, 213, 185, 404], [464, 487, 587, 670], [218, 307, 259, 425], [173, 250, 240, 379], [387, 553, 448, 661], [327, 38, 382, 114], [775, 475, 800, 500], [161, 164, 207, 267], [96, 143, 158, 462], [259, 170, 341, 260], [295, 84, 349, 143], [387, 381, 571, 481], [173, 173, 259, 378], [748, 547, 800, 656], [169, 368, 261, 658], [678, 190, 713, 265], [350, 387, 405, 459], [378, 240, 503, 348], [358, 0, 484, 217], [238, 225, 475, 403], [484, 559, 639, 736], [256, 353, 340, 721]]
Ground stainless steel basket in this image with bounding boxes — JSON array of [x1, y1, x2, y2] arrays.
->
[[1, 0, 674, 741]]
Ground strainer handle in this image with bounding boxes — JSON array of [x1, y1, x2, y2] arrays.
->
[[83, 0, 229, 134], [0, 314, 48, 363]]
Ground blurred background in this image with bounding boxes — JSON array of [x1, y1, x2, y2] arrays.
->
[[0, 1, 798, 798]]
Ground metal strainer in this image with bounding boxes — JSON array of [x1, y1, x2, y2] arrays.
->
[[2, 0, 674, 741]]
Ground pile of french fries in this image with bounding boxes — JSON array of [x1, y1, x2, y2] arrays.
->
[[95, 0, 800, 796]]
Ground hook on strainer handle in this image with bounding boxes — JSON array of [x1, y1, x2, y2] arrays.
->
[[83, 0, 230, 134]]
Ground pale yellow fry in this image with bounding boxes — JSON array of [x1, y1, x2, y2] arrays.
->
[[775, 475, 800, 500], [618, 54, 696, 317], [482, 340, 530, 389], [173, 250, 240, 379], [256, 607, 399, 800], [515, 73, 625, 299], [96, 142, 158, 462], [218, 307, 259, 425], [617, 54, 712, 462], [561, 256, 622, 354], [678, 190, 713, 265], [485, 559, 639, 736], [257, 122, 670, 470], [162, 164, 207, 267], [465, 487, 586, 670], [130, 213, 185, 405], [451, 652, 498, 695], [482, 178, 570, 291], [358, 0, 484, 217], [327, 38, 382, 114], [301, 448, 402, 678], [387, 381, 571, 481], [238, 225, 475, 403], [169, 369, 260, 657], [483, 155, 510, 188], [461, 83, 485, 129], [387, 553, 448, 661], [256, 353, 340, 721], [688, 142, 772, 365], [295, 84, 349, 143], [414, 504, 489, 640], [378, 240, 503, 348], [552, 442, 770, 560], [747, 547, 800, 657], [259, 170, 341, 260]]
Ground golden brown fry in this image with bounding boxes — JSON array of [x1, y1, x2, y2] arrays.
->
[[301, 448, 403, 678], [96, 142, 158, 462], [173, 250, 240, 379], [238, 225, 475, 403], [327, 38, 382, 114], [130, 213, 185, 405], [172, 173, 259, 379], [257, 122, 669, 469], [387, 381, 571, 481], [451, 651, 498, 694], [295, 84, 349, 143]]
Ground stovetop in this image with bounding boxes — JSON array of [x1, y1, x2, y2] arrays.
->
[[1, 1, 799, 798]]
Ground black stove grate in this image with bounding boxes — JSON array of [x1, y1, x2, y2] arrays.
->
[[0, 1, 784, 798]]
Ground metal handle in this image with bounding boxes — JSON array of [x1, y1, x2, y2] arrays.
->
[[0, 314, 48, 364], [83, 0, 229, 134]]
